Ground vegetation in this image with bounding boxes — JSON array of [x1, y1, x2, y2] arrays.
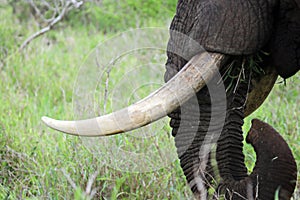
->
[[0, 1, 299, 199]]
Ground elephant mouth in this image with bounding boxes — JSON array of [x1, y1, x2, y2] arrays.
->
[[42, 51, 276, 136]]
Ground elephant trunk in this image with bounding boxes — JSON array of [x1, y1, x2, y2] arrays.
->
[[169, 81, 227, 197], [167, 58, 297, 199], [168, 58, 250, 198], [218, 119, 297, 200], [216, 70, 249, 183], [215, 64, 297, 200]]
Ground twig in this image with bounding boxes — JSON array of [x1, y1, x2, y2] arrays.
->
[[19, 0, 84, 51], [85, 170, 100, 195], [61, 168, 78, 190], [27, 0, 56, 23], [19, 2, 69, 51], [103, 66, 112, 112], [90, 186, 101, 199]]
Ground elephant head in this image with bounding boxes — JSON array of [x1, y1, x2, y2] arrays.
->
[[42, 0, 299, 199]]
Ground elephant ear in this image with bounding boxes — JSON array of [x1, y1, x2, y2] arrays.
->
[[170, 0, 276, 55], [271, 2, 300, 79]]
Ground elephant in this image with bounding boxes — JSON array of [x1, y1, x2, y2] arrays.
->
[[218, 118, 297, 199], [164, 0, 299, 199], [42, 0, 299, 199]]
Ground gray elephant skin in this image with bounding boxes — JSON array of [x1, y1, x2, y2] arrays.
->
[[165, 0, 299, 199], [42, 0, 300, 199]]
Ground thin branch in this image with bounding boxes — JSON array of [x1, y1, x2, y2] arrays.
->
[[85, 170, 99, 195], [19, 1, 70, 51], [103, 67, 112, 112], [90, 187, 101, 199], [19, 0, 84, 51], [61, 168, 78, 190], [27, 0, 56, 23]]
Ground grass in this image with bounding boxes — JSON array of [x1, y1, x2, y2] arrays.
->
[[1, 4, 299, 200]]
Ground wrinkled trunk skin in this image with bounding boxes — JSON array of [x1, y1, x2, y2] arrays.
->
[[218, 119, 297, 200], [165, 57, 251, 198], [167, 78, 227, 198], [165, 57, 297, 199], [165, 0, 298, 199], [216, 65, 250, 183]]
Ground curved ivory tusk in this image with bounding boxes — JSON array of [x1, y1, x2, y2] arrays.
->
[[42, 52, 226, 136]]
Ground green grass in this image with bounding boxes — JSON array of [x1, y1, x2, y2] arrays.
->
[[1, 3, 299, 200]]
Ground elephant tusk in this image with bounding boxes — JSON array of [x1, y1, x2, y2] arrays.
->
[[42, 52, 227, 136]]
